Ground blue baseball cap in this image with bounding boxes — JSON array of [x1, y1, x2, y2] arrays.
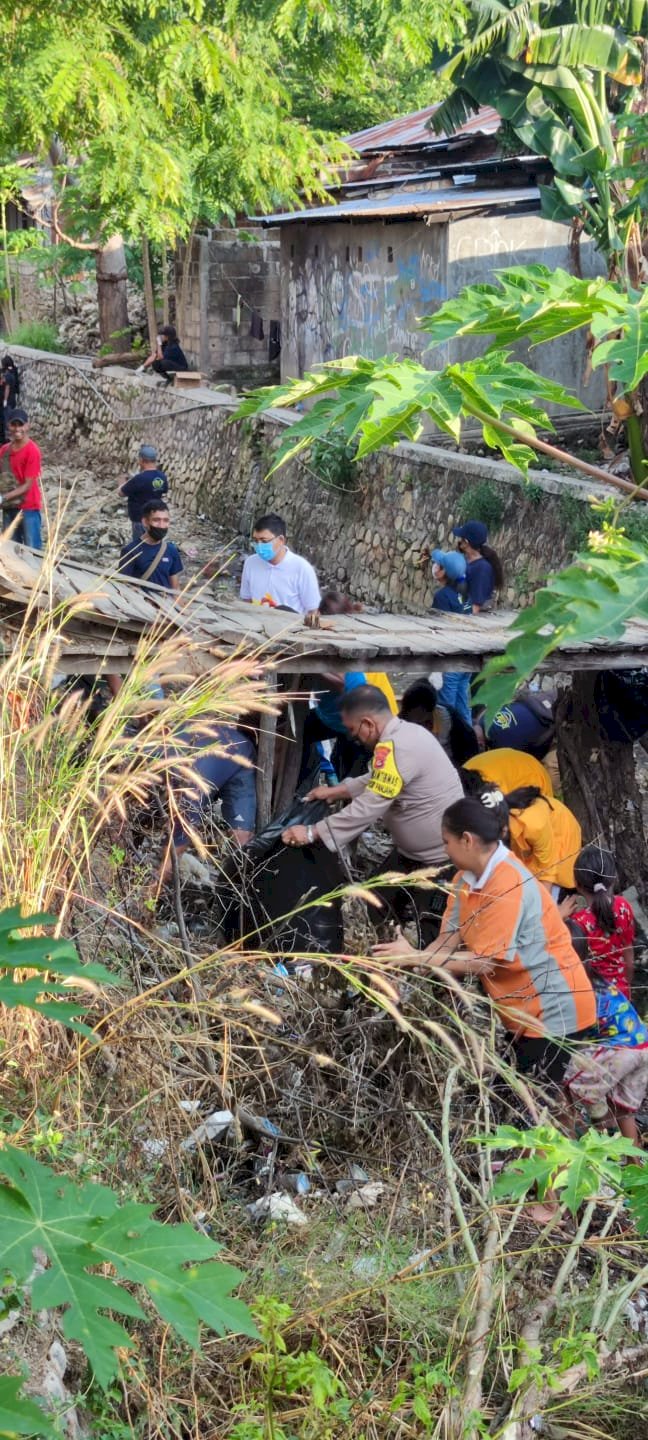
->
[[453, 520, 488, 549], [140, 444, 158, 460], [431, 549, 466, 583]]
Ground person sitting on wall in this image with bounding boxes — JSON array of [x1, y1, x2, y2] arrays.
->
[[140, 325, 189, 384]]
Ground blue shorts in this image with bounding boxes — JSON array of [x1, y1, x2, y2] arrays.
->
[[173, 732, 256, 844]]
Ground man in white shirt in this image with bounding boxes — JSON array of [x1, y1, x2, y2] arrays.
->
[[239, 511, 320, 615]]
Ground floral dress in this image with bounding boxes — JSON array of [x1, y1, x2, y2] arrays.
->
[[571, 896, 635, 998]]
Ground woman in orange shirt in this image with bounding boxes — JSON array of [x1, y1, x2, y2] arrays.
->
[[504, 785, 581, 893], [373, 795, 595, 1083]]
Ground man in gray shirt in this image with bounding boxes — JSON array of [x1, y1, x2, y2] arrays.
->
[[282, 684, 463, 942]]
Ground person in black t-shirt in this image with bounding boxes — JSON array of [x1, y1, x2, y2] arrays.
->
[[140, 325, 189, 384], [119, 444, 169, 538]]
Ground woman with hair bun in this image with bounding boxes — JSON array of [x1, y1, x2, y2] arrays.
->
[[373, 793, 596, 1085]]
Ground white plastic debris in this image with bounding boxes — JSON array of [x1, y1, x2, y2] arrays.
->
[[178, 852, 214, 886], [247, 1192, 308, 1226], [178, 1099, 202, 1114], [346, 1181, 386, 1211], [352, 1255, 381, 1280], [140, 1137, 168, 1161], [180, 1109, 235, 1151]]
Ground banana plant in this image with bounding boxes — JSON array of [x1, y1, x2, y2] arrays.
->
[[432, 0, 648, 278]]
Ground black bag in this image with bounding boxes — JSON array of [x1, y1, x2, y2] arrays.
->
[[223, 775, 345, 957]]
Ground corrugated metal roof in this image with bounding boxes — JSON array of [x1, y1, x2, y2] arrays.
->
[[344, 104, 501, 153], [260, 184, 540, 226]]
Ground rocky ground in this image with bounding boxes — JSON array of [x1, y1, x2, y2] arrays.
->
[[41, 441, 246, 594]]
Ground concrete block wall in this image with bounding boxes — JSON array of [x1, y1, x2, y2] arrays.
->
[[177, 227, 281, 389], [17, 347, 620, 611]]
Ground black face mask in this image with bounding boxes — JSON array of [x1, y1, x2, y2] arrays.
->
[[147, 525, 167, 542]]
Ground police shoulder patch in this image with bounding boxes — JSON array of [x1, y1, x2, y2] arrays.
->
[[367, 740, 403, 799]]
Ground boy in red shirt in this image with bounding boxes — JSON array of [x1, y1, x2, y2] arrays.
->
[[0, 409, 43, 551]]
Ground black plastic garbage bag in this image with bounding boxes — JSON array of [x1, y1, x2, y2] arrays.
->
[[222, 775, 345, 957]]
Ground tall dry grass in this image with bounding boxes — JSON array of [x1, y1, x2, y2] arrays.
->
[[0, 512, 278, 923]]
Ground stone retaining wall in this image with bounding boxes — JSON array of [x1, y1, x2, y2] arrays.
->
[[16, 346, 621, 611]]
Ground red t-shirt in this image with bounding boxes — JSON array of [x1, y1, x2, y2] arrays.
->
[[0, 440, 42, 511], [572, 895, 635, 998]]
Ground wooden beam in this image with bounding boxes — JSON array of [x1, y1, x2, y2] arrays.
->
[[256, 674, 278, 830]]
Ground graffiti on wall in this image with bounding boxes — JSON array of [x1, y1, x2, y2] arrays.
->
[[282, 223, 448, 377]]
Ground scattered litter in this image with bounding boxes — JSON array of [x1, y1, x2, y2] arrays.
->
[[346, 1181, 387, 1211], [285, 1171, 311, 1195], [352, 1255, 381, 1280], [178, 1099, 202, 1114], [407, 1249, 433, 1273], [247, 1191, 308, 1226], [625, 1291, 648, 1335], [323, 1229, 347, 1263], [349, 1163, 369, 1183], [180, 1109, 235, 1151], [178, 852, 214, 886], [140, 1137, 168, 1161]]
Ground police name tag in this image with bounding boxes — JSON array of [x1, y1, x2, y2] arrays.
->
[[368, 741, 403, 798]]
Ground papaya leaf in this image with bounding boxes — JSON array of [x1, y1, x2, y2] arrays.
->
[[0, 907, 114, 1035], [0, 1146, 257, 1390], [0, 1377, 56, 1439], [477, 531, 648, 719]]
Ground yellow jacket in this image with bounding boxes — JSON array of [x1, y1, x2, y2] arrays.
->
[[464, 748, 553, 798], [509, 796, 581, 889], [365, 672, 398, 715]]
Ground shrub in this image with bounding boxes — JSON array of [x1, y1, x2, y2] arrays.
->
[[457, 480, 505, 532], [5, 320, 63, 353]]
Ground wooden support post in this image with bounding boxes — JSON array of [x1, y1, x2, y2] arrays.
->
[[256, 674, 278, 830], [273, 687, 307, 817], [556, 672, 648, 903]]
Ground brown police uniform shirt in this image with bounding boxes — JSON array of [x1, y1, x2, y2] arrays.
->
[[315, 716, 463, 864]]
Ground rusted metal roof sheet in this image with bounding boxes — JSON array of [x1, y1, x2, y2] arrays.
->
[[344, 104, 501, 153], [260, 185, 540, 227]]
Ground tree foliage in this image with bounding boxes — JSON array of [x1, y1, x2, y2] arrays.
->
[[477, 527, 648, 715], [432, 0, 648, 269], [0, 1377, 56, 1440], [237, 343, 583, 477]]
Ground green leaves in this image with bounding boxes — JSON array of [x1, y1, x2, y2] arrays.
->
[[0, 1146, 257, 1391], [0, 1377, 56, 1439], [477, 1122, 640, 1215], [236, 347, 583, 478], [477, 528, 648, 717], [432, 0, 644, 263], [0, 906, 113, 1035]]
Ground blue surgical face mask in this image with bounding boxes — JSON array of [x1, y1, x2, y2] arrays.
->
[[254, 540, 276, 562]]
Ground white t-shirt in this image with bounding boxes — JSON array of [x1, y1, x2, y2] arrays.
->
[[240, 548, 321, 614]]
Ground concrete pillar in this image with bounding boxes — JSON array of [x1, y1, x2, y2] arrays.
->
[[199, 235, 211, 375]]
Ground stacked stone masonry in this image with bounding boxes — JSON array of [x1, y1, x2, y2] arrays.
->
[[16, 346, 622, 612]]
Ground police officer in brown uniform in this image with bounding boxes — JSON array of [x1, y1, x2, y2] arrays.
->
[[282, 684, 463, 942]]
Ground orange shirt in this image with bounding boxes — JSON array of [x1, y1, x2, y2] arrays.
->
[[442, 844, 595, 1038], [508, 796, 581, 889], [464, 748, 553, 797]]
